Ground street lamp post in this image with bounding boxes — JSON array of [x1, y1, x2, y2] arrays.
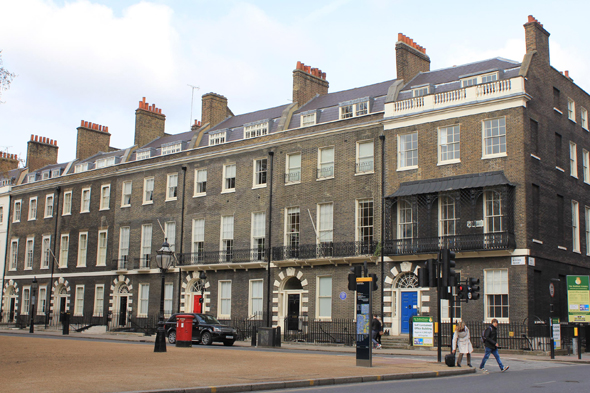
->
[[30, 277, 38, 334], [154, 239, 175, 353], [199, 271, 207, 311]]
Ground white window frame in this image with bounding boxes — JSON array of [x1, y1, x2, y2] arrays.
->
[[42, 171, 50, 180], [249, 279, 264, 320], [480, 72, 498, 83], [100, 184, 111, 211], [74, 163, 88, 173], [482, 117, 507, 158], [398, 132, 418, 170], [194, 169, 207, 196], [136, 150, 151, 160], [317, 146, 335, 180], [161, 142, 182, 155], [301, 113, 316, 127], [222, 164, 236, 193], [317, 203, 334, 245], [118, 227, 130, 263], [165, 221, 176, 251], [397, 198, 414, 239], [13, 200, 21, 222], [62, 191, 72, 216], [439, 195, 456, 237], [164, 283, 174, 317], [44, 194, 54, 218], [218, 280, 232, 319], [41, 235, 51, 269], [461, 77, 477, 87], [25, 236, 34, 270], [568, 98, 576, 122], [27, 174, 36, 183], [581, 107, 588, 130], [143, 177, 154, 204], [412, 86, 429, 97], [220, 215, 234, 262], [59, 234, 69, 268], [38, 286, 47, 315], [0, 205, 3, 224], [583, 150, 590, 184], [285, 207, 300, 248], [9, 239, 18, 270], [317, 276, 332, 320], [484, 269, 509, 322], [166, 173, 178, 201], [81, 188, 91, 213], [22, 286, 30, 314], [253, 158, 268, 188], [339, 104, 353, 119], [28, 197, 38, 221], [77, 232, 88, 267], [96, 156, 115, 168], [51, 168, 60, 178], [286, 153, 302, 184], [484, 191, 503, 234], [339, 101, 369, 119], [141, 224, 152, 264], [438, 125, 460, 164], [192, 218, 205, 258], [209, 132, 226, 146], [244, 122, 268, 139], [97, 230, 108, 266], [572, 200, 580, 253], [93, 285, 105, 317], [356, 199, 374, 245], [138, 284, 150, 317], [121, 181, 132, 207], [74, 285, 85, 316], [251, 212, 265, 260], [570, 142, 578, 178]]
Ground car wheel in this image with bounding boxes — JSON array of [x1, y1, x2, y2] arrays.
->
[[167, 331, 176, 344], [201, 331, 213, 345], [223, 340, 235, 346]]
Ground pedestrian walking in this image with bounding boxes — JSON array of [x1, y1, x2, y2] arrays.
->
[[451, 321, 473, 367], [371, 315, 382, 349], [479, 319, 509, 373]]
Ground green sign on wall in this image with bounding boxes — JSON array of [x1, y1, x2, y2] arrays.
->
[[567, 276, 590, 323]]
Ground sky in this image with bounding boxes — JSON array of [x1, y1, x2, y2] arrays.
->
[[1, 0, 589, 164]]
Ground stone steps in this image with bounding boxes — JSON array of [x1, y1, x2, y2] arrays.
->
[[380, 334, 412, 349]]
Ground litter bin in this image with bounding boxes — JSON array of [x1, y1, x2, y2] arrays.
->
[[257, 327, 281, 348], [176, 314, 194, 347], [62, 312, 70, 335]]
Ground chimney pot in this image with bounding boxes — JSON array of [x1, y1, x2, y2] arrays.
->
[[30, 134, 34, 141], [565, 70, 569, 77]]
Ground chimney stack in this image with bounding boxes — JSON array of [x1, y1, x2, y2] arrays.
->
[[292, 61, 329, 107], [191, 119, 202, 132], [76, 120, 111, 161], [395, 33, 430, 83], [135, 97, 166, 148], [26, 134, 59, 172], [524, 15, 550, 65], [201, 93, 230, 128], [0, 151, 19, 174]]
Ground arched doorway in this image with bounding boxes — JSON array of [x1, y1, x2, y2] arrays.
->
[[186, 279, 206, 314], [396, 272, 419, 334], [277, 276, 305, 332], [52, 284, 70, 326], [2, 285, 18, 323], [114, 284, 130, 327]]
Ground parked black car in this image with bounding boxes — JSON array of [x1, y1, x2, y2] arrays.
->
[[165, 313, 237, 346]]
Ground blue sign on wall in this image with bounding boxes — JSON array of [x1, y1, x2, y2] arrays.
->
[[339, 291, 347, 300]]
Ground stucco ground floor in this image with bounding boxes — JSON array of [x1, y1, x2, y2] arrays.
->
[[2, 252, 589, 335]]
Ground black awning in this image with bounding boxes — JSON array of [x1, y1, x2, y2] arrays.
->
[[387, 171, 512, 198]]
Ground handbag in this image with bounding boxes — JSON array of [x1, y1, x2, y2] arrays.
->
[[444, 352, 456, 367]]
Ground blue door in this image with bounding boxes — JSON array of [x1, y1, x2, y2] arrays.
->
[[401, 292, 418, 334]]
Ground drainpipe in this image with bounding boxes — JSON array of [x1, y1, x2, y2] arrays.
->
[[379, 135, 385, 321], [266, 151, 274, 328], [46, 186, 61, 328], [177, 165, 187, 313], [0, 194, 12, 322]]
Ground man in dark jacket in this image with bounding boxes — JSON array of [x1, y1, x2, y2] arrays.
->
[[479, 319, 509, 373], [371, 315, 382, 349]]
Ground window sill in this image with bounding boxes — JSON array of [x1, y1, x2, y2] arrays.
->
[[573, 250, 581, 254], [553, 107, 563, 115], [285, 181, 301, 186], [437, 159, 461, 166], [555, 167, 565, 173], [355, 171, 374, 176], [28, 218, 37, 221], [165, 198, 178, 202], [44, 216, 53, 219], [99, 208, 110, 212], [397, 166, 418, 172], [530, 154, 541, 160], [96, 264, 107, 267], [558, 246, 567, 251], [76, 265, 87, 268], [221, 189, 235, 194], [316, 176, 334, 181], [80, 211, 90, 214], [13, 221, 20, 224], [142, 201, 154, 205], [571, 175, 578, 179], [252, 184, 267, 190], [193, 193, 206, 198], [24, 267, 32, 271], [569, 118, 576, 123], [62, 213, 71, 217], [482, 153, 507, 160], [121, 205, 130, 209], [137, 314, 148, 318], [583, 127, 589, 132], [532, 239, 543, 244]]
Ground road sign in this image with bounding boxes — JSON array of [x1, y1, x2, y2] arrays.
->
[[549, 282, 555, 298]]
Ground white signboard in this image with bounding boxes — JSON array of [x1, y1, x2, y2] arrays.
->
[[552, 318, 561, 350], [511, 256, 526, 265], [412, 317, 434, 347]]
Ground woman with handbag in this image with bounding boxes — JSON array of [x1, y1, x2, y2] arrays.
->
[[452, 321, 473, 367]]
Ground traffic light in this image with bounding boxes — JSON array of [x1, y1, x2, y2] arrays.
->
[[457, 283, 468, 301], [441, 249, 456, 287], [348, 266, 363, 291], [418, 259, 437, 288], [369, 273, 378, 291], [468, 278, 480, 301]]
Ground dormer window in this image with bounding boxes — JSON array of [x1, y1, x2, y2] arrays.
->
[[96, 156, 115, 169], [27, 174, 36, 183], [461, 78, 477, 87], [480, 73, 498, 83], [301, 112, 317, 127], [244, 122, 268, 139], [136, 150, 151, 160], [74, 163, 88, 173], [161, 142, 182, 155], [52, 169, 61, 178], [412, 87, 429, 97], [209, 131, 226, 146], [460, 71, 499, 87], [339, 98, 370, 119], [42, 171, 50, 180]]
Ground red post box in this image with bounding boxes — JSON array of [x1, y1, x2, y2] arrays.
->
[[176, 314, 194, 347]]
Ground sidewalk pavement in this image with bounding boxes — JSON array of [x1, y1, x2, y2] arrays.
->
[[1, 327, 588, 393]]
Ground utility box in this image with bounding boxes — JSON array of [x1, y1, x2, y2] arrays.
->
[[257, 327, 281, 348], [176, 314, 194, 347]]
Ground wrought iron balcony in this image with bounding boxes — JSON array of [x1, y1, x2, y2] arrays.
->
[[179, 247, 268, 266], [271, 241, 377, 262], [383, 232, 515, 256], [113, 257, 130, 271], [136, 256, 151, 270]]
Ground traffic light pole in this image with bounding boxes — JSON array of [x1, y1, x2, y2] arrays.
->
[[437, 258, 442, 363]]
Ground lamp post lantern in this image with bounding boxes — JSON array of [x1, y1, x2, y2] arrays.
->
[[30, 277, 38, 334], [154, 239, 175, 353]]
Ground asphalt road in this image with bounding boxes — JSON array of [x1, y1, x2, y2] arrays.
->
[[263, 361, 585, 393]]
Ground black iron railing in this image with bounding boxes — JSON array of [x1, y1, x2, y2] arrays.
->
[[272, 241, 377, 261], [113, 257, 130, 270], [283, 317, 356, 345], [179, 248, 270, 266], [383, 233, 515, 256], [218, 314, 268, 341], [136, 256, 151, 270]]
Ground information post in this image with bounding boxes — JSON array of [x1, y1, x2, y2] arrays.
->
[[355, 277, 372, 367], [412, 316, 434, 347], [567, 276, 590, 323]]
